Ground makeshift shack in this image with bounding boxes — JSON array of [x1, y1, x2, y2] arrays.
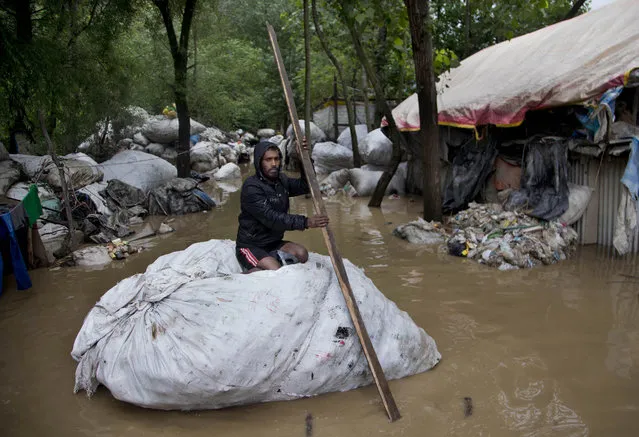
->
[[385, 0, 639, 254]]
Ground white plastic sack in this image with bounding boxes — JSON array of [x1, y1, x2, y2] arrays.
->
[[54, 153, 103, 189], [217, 144, 238, 164], [337, 124, 368, 150], [161, 147, 178, 161], [100, 150, 177, 192], [72, 239, 440, 410], [10, 154, 53, 180], [7, 182, 57, 202], [214, 163, 241, 180], [613, 188, 638, 256], [78, 182, 112, 216], [257, 128, 276, 138], [349, 164, 407, 197], [393, 218, 444, 245], [10, 153, 103, 190], [133, 132, 150, 146], [360, 128, 393, 166], [39, 223, 69, 263], [312, 141, 354, 175], [73, 246, 112, 268], [145, 143, 166, 157], [286, 120, 327, 145], [0, 160, 20, 196], [558, 183, 593, 225], [142, 117, 206, 144], [200, 127, 227, 143]]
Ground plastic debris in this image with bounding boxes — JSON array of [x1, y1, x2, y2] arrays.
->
[[106, 238, 141, 260], [394, 202, 578, 269]]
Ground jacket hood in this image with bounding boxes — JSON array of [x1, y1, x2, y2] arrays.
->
[[254, 140, 282, 180]]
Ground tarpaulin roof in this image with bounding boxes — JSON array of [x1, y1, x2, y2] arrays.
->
[[386, 0, 639, 131]]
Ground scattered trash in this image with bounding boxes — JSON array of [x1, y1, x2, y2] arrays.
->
[[106, 238, 140, 260], [393, 218, 444, 245], [394, 202, 578, 269]]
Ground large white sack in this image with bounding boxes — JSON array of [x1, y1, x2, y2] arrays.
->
[[10, 154, 53, 180], [200, 127, 227, 143], [214, 163, 241, 180], [39, 223, 69, 263], [559, 183, 593, 226], [133, 132, 150, 146], [142, 117, 206, 144], [145, 143, 166, 157], [257, 128, 276, 138], [7, 182, 57, 201], [349, 164, 406, 197], [337, 124, 368, 150], [312, 141, 354, 175], [360, 128, 393, 166], [286, 120, 327, 145], [190, 141, 217, 163], [10, 153, 103, 190], [72, 239, 440, 410], [78, 182, 112, 216], [99, 150, 177, 192]]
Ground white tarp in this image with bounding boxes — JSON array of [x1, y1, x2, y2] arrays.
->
[[72, 239, 440, 410], [386, 0, 639, 130]]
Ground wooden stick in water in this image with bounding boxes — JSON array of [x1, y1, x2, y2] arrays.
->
[[266, 23, 401, 422]]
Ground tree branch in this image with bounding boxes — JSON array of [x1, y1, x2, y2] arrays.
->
[[562, 0, 587, 21], [179, 0, 197, 53], [153, 0, 179, 60]]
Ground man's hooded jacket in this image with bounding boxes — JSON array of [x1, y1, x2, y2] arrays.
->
[[236, 141, 310, 248]]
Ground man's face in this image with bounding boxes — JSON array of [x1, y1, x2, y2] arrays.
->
[[261, 148, 280, 180]]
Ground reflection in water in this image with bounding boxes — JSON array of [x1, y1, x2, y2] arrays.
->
[[0, 167, 638, 436], [606, 279, 639, 379]]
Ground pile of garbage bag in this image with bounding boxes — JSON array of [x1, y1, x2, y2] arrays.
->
[[394, 202, 578, 270], [72, 239, 441, 410], [446, 202, 578, 270], [337, 124, 368, 150], [320, 163, 408, 197], [312, 141, 354, 175]]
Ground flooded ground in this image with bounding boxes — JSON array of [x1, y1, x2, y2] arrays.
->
[[1, 169, 638, 436]]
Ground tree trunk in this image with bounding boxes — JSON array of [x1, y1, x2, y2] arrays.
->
[[14, 0, 33, 44], [303, 0, 312, 148], [311, 0, 361, 166], [404, 0, 441, 221], [464, 0, 471, 58], [563, 0, 587, 21], [153, 0, 197, 178], [340, 11, 407, 207], [39, 110, 75, 255]]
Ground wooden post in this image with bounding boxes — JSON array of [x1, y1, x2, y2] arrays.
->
[[39, 110, 75, 254], [632, 87, 638, 126], [333, 73, 339, 140], [267, 24, 401, 422]]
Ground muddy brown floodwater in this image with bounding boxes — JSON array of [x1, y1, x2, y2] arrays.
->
[[1, 169, 638, 436]]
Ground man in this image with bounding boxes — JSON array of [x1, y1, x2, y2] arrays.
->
[[236, 138, 329, 272]]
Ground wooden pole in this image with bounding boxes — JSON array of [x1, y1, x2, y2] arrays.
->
[[267, 23, 401, 422], [333, 73, 339, 140], [39, 110, 75, 254]]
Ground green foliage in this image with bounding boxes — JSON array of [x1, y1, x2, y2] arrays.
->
[[0, 0, 592, 152]]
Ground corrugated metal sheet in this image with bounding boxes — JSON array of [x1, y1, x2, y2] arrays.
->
[[569, 154, 639, 254]]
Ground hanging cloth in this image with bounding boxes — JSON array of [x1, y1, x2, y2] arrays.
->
[[0, 213, 32, 291]]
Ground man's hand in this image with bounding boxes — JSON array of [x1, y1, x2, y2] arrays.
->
[[298, 136, 309, 152], [307, 215, 329, 228]]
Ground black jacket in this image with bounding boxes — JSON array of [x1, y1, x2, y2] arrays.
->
[[236, 141, 310, 248]]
